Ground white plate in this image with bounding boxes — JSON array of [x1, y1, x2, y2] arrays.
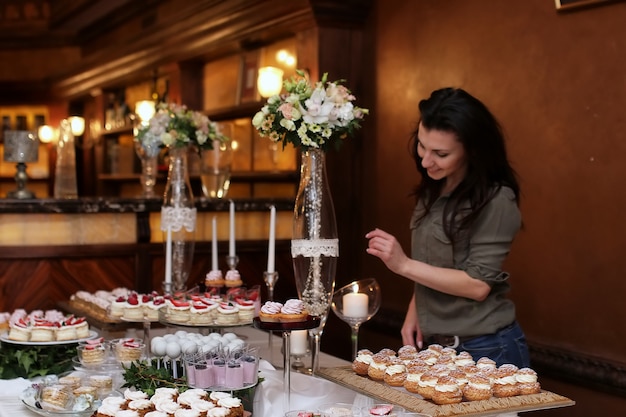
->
[[0, 330, 99, 346]]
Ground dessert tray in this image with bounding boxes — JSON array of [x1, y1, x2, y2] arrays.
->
[[252, 316, 321, 331], [0, 330, 99, 346], [317, 366, 575, 417], [19, 371, 122, 417], [158, 310, 253, 329]]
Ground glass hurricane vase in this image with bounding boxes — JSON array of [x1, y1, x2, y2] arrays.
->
[[292, 148, 338, 374], [199, 138, 233, 199], [161, 146, 196, 294], [135, 141, 160, 198], [331, 278, 382, 360]]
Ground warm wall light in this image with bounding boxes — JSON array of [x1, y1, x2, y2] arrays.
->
[[37, 125, 56, 143], [135, 100, 156, 124], [276, 49, 296, 67], [68, 116, 85, 136], [257, 66, 284, 98]]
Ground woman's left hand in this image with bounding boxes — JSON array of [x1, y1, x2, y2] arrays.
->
[[365, 228, 409, 275]]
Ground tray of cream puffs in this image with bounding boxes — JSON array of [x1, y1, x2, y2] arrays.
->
[[317, 344, 575, 416]]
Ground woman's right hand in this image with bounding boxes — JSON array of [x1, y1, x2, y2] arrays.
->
[[401, 295, 423, 349]]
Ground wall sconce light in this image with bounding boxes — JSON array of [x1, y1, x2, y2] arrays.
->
[[37, 125, 56, 144], [68, 116, 85, 136], [257, 66, 284, 98], [135, 100, 156, 125], [276, 49, 296, 67]]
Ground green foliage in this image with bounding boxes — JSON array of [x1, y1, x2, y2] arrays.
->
[[121, 360, 188, 396], [0, 343, 75, 379]]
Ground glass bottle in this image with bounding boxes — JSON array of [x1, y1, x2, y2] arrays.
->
[[161, 146, 196, 294]]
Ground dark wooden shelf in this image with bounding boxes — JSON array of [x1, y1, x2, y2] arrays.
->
[[101, 125, 134, 136], [98, 170, 298, 182]]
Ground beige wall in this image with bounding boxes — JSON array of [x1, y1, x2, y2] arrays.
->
[[355, 0, 626, 413]]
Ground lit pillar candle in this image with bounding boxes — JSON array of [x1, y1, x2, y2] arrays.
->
[[342, 292, 368, 317], [290, 330, 308, 355], [267, 205, 276, 273], [212, 216, 218, 271], [229, 200, 236, 257]]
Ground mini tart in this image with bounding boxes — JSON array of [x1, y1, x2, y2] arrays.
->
[[123, 302, 145, 320], [516, 367, 541, 395], [432, 375, 463, 405], [189, 302, 214, 325], [30, 323, 56, 342], [215, 302, 240, 325], [352, 349, 374, 376], [463, 373, 493, 401], [55, 325, 77, 341], [367, 352, 391, 381], [8, 322, 31, 342], [235, 299, 255, 323], [383, 357, 407, 387]]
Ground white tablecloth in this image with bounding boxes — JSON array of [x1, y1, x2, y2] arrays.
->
[[0, 325, 519, 417], [0, 325, 369, 417]]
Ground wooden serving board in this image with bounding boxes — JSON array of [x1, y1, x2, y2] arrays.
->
[[317, 366, 575, 417]]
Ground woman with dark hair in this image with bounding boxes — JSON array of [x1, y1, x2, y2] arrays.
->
[[366, 87, 530, 367]]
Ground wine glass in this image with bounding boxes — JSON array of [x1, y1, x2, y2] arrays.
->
[[331, 278, 381, 360]]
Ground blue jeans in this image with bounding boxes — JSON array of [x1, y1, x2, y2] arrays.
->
[[458, 321, 530, 368]]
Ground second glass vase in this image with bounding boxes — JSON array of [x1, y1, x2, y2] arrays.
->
[[161, 146, 196, 294], [292, 148, 338, 374]]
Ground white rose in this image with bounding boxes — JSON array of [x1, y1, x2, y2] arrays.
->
[[252, 111, 265, 128]]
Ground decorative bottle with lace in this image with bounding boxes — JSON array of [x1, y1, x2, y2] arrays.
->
[[161, 146, 196, 294], [291, 148, 338, 374]]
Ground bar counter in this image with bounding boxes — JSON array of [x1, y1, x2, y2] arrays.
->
[[0, 197, 295, 246]]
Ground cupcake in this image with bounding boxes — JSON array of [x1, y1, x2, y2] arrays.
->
[[224, 270, 243, 288], [279, 299, 308, 322], [205, 270, 225, 288], [258, 301, 282, 322]]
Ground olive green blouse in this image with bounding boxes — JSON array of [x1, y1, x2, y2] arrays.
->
[[410, 186, 521, 337]]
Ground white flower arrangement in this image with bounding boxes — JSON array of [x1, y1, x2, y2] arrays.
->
[[252, 71, 368, 152]]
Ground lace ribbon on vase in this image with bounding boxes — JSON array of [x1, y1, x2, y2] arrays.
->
[[291, 239, 339, 258], [160, 206, 197, 232]]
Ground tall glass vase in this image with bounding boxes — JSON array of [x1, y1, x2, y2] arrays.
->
[[161, 146, 196, 294], [135, 141, 160, 198], [292, 148, 338, 375], [199, 139, 233, 199]]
